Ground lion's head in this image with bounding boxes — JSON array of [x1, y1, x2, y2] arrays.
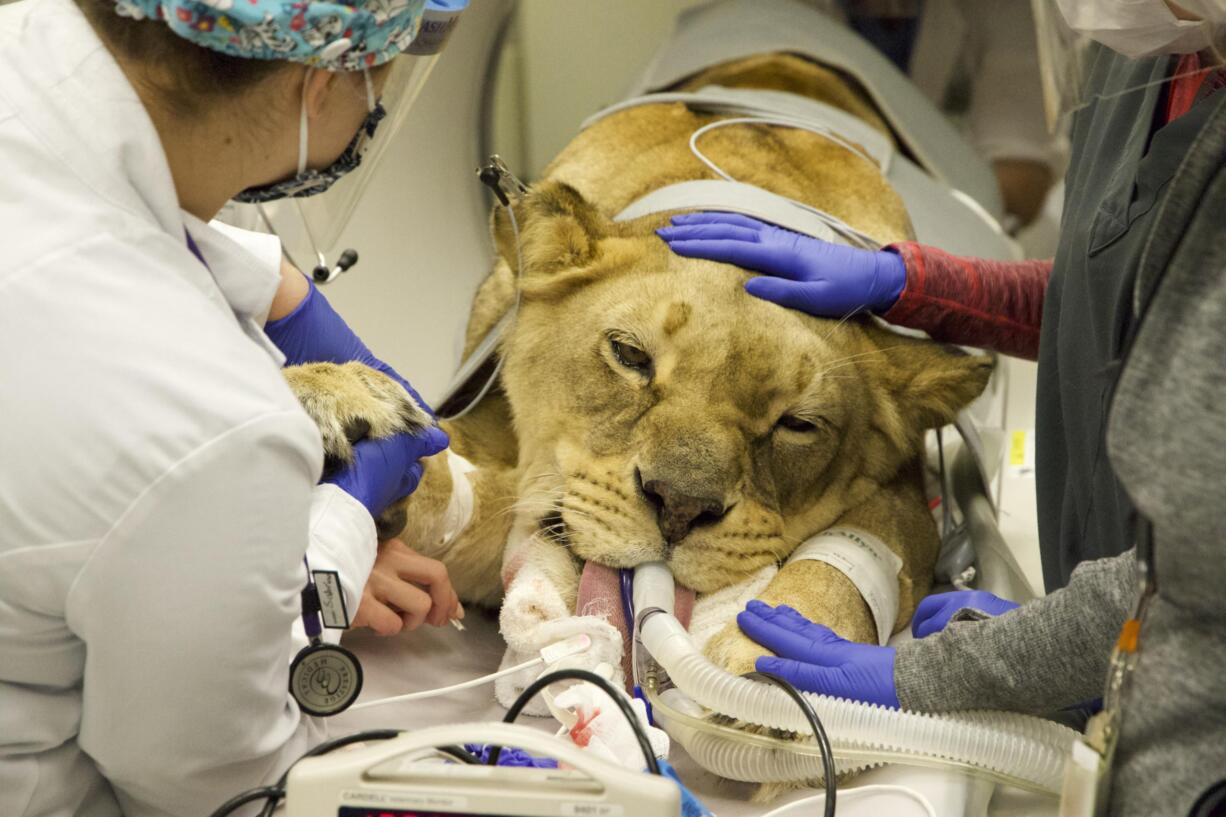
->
[[495, 181, 991, 594]]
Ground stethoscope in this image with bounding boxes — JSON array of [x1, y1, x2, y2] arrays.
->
[[184, 231, 363, 717], [289, 556, 364, 716], [253, 200, 361, 286]]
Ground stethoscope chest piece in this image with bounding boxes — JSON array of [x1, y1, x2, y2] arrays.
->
[[290, 640, 363, 717]]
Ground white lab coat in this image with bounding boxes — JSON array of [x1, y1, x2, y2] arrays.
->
[[0, 0, 378, 814]]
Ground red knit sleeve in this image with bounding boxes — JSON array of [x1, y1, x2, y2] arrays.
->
[[880, 242, 1052, 360]]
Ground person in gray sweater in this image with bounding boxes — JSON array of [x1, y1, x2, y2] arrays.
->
[[660, 7, 1226, 817]]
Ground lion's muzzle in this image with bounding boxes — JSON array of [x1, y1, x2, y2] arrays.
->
[[639, 473, 730, 544]]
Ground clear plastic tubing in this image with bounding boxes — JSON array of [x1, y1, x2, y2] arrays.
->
[[633, 562, 1076, 793]]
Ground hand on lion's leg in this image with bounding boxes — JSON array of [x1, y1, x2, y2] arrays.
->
[[352, 538, 463, 636], [704, 561, 876, 677]]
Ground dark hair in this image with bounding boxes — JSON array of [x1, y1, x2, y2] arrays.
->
[[75, 0, 289, 116]]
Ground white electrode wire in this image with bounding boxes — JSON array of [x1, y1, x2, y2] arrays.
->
[[688, 117, 884, 250], [348, 654, 543, 711], [760, 785, 938, 817], [445, 204, 525, 420]]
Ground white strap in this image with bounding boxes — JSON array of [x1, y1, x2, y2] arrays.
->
[[602, 85, 887, 248], [582, 85, 894, 172], [297, 69, 312, 176], [786, 527, 903, 646], [440, 450, 478, 544], [614, 179, 842, 244]]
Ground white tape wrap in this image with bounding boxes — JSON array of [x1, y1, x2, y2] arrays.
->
[[786, 527, 903, 646], [440, 451, 477, 545]]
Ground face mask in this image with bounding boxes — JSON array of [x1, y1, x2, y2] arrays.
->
[[1175, 0, 1226, 22], [1055, 0, 1220, 58], [234, 69, 385, 204]]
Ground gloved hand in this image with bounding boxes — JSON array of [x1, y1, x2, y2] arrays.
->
[[324, 427, 449, 520], [911, 590, 1020, 639], [656, 212, 907, 317], [264, 274, 435, 417], [737, 600, 899, 708]]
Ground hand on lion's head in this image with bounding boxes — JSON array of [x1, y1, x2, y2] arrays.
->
[[494, 181, 991, 594]]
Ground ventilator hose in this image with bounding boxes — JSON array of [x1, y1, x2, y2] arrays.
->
[[634, 564, 1075, 793]]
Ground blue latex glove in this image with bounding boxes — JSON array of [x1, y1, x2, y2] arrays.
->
[[737, 600, 899, 708], [324, 427, 449, 520], [264, 276, 435, 417], [911, 590, 1020, 639], [656, 212, 906, 317]]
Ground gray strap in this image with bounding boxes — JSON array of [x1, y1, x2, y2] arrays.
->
[[614, 179, 844, 245], [582, 85, 893, 171]]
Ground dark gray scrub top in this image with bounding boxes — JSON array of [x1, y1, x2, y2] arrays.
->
[[1036, 46, 1226, 591]]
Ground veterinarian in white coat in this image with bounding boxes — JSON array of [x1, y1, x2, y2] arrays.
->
[[0, 0, 461, 814]]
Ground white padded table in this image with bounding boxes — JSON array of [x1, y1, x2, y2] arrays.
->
[[332, 609, 1055, 817]]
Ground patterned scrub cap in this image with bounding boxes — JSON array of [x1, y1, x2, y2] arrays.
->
[[112, 0, 428, 70]]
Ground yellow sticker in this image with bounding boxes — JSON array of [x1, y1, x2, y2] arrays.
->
[[1007, 429, 1036, 475], [1009, 430, 1027, 467]]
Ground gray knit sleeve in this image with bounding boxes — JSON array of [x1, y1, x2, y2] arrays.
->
[[895, 550, 1135, 713]]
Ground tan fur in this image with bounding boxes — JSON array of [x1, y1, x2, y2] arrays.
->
[[285, 362, 431, 464], [287, 55, 991, 671]]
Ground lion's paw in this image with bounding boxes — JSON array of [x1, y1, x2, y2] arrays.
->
[[703, 620, 773, 678], [285, 361, 431, 466]]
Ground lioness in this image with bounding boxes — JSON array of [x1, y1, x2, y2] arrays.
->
[[290, 53, 992, 694]]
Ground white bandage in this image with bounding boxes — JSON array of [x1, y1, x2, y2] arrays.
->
[[440, 451, 477, 545], [786, 527, 903, 646]]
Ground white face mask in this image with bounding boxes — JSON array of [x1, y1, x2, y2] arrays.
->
[[1055, 0, 1225, 58], [1175, 0, 1226, 22]]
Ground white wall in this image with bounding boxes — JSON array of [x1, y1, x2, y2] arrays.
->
[[511, 0, 712, 178]]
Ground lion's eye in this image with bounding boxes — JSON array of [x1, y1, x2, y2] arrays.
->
[[610, 339, 652, 373], [776, 414, 819, 433]]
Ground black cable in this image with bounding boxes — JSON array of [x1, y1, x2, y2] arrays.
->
[[438, 744, 482, 764], [248, 728, 403, 817], [745, 671, 837, 817], [207, 786, 282, 817], [491, 668, 661, 775]]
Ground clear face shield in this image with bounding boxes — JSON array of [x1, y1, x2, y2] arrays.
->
[[261, 0, 468, 280], [1031, 0, 1226, 132]]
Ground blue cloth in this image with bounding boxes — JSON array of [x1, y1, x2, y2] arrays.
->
[[739, 600, 900, 709], [459, 749, 713, 817], [657, 213, 906, 318], [657, 758, 715, 817], [837, 0, 923, 72], [463, 744, 559, 768], [459, 749, 712, 817], [110, 0, 427, 70]]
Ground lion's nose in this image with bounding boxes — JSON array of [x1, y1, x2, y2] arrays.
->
[[639, 476, 729, 544]]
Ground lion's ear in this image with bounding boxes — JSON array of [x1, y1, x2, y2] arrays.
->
[[861, 326, 994, 451], [491, 180, 611, 298]]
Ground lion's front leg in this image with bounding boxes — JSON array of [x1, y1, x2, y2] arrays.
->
[[704, 561, 876, 677], [705, 465, 937, 677], [494, 517, 624, 713]]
